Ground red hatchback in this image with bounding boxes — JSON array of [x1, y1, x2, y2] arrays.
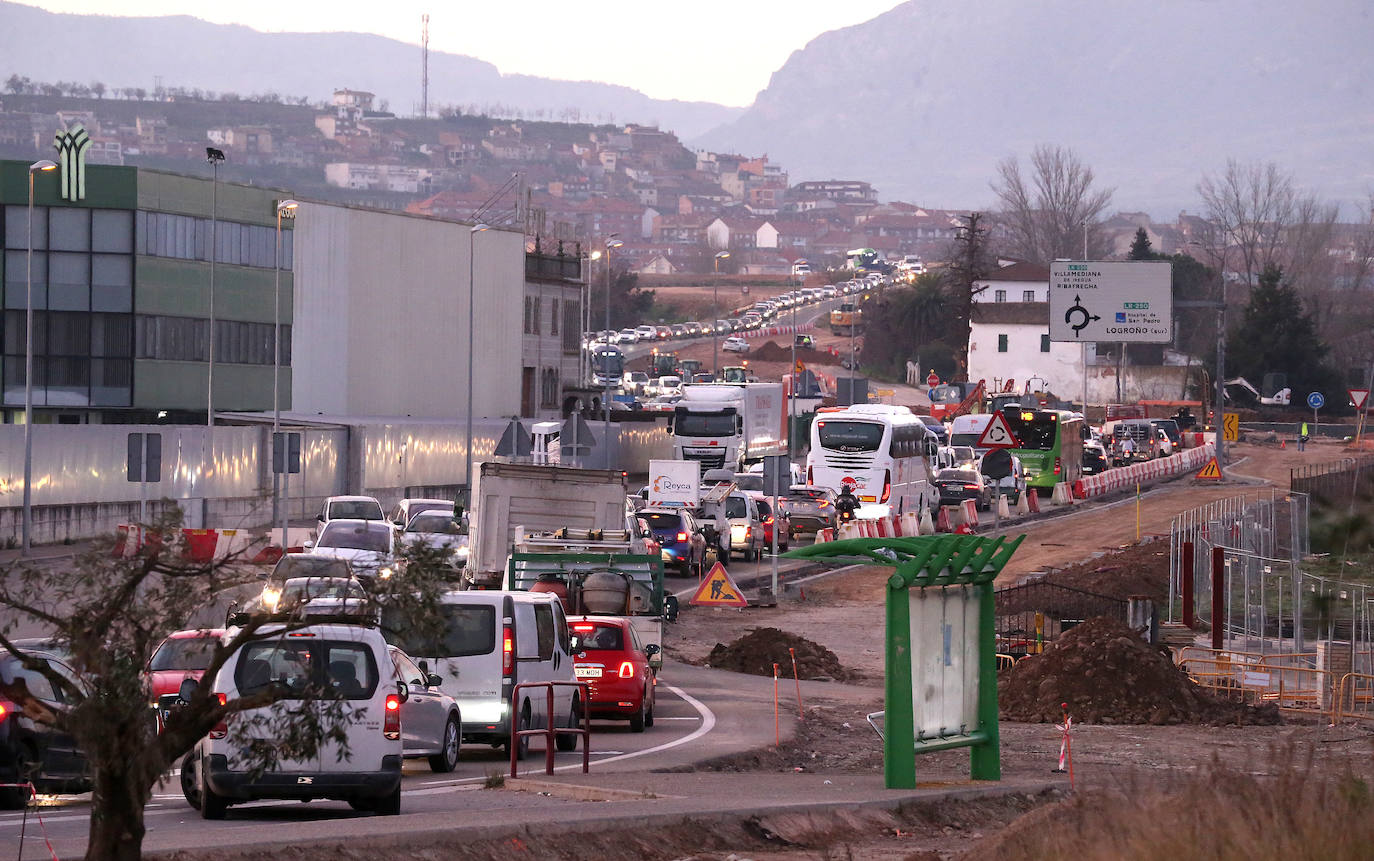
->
[[568, 616, 656, 732], [147, 629, 225, 731]]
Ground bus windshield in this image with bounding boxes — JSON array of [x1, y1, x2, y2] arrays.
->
[[817, 421, 884, 453], [1001, 410, 1059, 450], [591, 349, 624, 378]]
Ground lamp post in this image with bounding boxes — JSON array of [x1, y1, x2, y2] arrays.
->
[[464, 223, 489, 502], [603, 236, 623, 469], [22, 159, 57, 555], [273, 199, 298, 543], [206, 147, 225, 432], [713, 251, 730, 376]]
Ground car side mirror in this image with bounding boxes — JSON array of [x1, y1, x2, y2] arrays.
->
[[316, 514, 325, 523], [177, 677, 198, 705], [418, 659, 430, 674], [426, 673, 442, 687], [396, 680, 410, 703], [645, 643, 661, 657], [302, 539, 314, 550]]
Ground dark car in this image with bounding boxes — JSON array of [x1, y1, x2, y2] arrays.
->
[[917, 415, 949, 445], [0, 651, 91, 808], [639, 508, 707, 576], [781, 485, 836, 535], [751, 496, 789, 552], [935, 468, 992, 511], [1082, 441, 1110, 476]]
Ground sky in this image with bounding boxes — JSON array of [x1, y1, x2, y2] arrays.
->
[[20, 1, 904, 106]]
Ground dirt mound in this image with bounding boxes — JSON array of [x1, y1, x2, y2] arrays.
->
[[999, 616, 1280, 726], [707, 627, 851, 681], [749, 340, 841, 366], [1034, 540, 1170, 603]]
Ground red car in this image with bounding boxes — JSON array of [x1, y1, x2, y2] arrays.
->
[[568, 616, 656, 732], [748, 494, 790, 552], [146, 629, 225, 731]]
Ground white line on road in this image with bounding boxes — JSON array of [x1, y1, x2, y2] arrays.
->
[[652, 716, 701, 721], [555, 684, 715, 772]]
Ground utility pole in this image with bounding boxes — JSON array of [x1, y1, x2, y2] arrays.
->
[[420, 14, 430, 119]]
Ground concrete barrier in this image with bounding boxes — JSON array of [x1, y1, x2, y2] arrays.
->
[[1051, 482, 1074, 505], [960, 499, 979, 529], [1015, 492, 1031, 516], [918, 508, 935, 535], [996, 495, 1011, 519]]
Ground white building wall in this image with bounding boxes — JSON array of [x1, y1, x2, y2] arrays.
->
[[968, 322, 1083, 397], [292, 202, 523, 419], [971, 280, 1047, 303]]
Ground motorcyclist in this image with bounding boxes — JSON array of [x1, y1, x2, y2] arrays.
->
[[835, 485, 860, 523]]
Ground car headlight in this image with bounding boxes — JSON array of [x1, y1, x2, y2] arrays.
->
[[261, 587, 281, 610], [377, 565, 395, 580]]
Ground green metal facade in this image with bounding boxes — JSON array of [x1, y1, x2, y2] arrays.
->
[[0, 160, 293, 417]]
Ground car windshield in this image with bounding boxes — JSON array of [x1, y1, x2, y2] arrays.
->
[[407, 514, 462, 535], [282, 578, 365, 601], [572, 623, 624, 651], [327, 499, 384, 520], [317, 522, 391, 552], [387, 605, 497, 659], [733, 474, 763, 492], [674, 413, 736, 436], [725, 496, 749, 519], [149, 635, 218, 671], [938, 469, 980, 482], [273, 556, 351, 581], [643, 512, 684, 531]]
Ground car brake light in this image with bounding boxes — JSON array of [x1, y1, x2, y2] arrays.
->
[[963, 484, 980, 491], [502, 624, 515, 677], [807, 466, 813, 484], [618, 662, 635, 678], [677, 532, 688, 542], [818, 499, 830, 508], [763, 515, 773, 525], [209, 693, 228, 739], [881, 470, 892, 503], [384, 693, 401, 739], [1054, 457, 1062, 475], [572, 623, 595, 632], [745, 527, 752, 537], [0, 701, 8, 722]]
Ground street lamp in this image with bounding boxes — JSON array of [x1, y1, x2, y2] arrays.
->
[[603, 237, 623, 467], [273, 198, 298, 541], [206, 147, 225, 433], [21, 159, 56, 555], [583, 249, 602, 387], [465, 223, 489, 502], [713, 251, 730, 375]]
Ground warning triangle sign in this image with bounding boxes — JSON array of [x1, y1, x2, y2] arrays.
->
[[689, 562, 748, 607], [1195, 457, 1222, 480], [1350, 389, 1369, 410], [977, 410, 1021, 449]]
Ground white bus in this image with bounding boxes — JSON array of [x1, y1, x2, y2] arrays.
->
[[806, 404, 940, 517]]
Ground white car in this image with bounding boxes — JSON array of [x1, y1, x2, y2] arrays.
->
[[655, 375, 683, 397], [722, 336, 750, 354], [400, 511, 468, 571], [622, 371, 650, 395], [186, 622, 403, 818], [309, 519, 398, 584], [316, 495, 385, 526], [617, 328, 639, 344], [634, 325, 657, 341]]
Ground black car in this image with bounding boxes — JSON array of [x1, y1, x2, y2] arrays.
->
[[935, 468, 992, 511], [0, 651, 91, 807], [781, 485, 837, 535], [1082, 442, 1110, 476]]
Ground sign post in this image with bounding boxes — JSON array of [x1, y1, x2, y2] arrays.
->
[[763, 455, 791, 598], [1307, 392, 1324, 439], [127, 432, 163, 524]]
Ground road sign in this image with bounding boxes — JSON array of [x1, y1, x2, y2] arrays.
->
[[648, 459, 700, 507], [1307, 392, 1325, 410], [1351, 389, 1370, 411], [1222, 413, 1239, 443], [1196, 457, 1222, 480], [559, 414, 597, 455], [689, 562, 747, 607], [762, 455, 791, 498], [126, 432, 162, 482], [981, 448, 1012, 479], [874, 388, 895, 397], [1048, 261, 1172, 343], [977, 410, 1021, 450], [272, 432, 301, 474], [494, 417, 532, 457]]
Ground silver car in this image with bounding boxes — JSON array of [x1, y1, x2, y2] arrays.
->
[[388, 646, 462, 772]]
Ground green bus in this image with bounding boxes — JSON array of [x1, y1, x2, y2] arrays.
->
[[1001, 408, 1084, 491]]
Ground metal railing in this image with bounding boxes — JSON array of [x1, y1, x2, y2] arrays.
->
[[1177, 648, 1334, 718], [1291, 455, 1374, 505], [508, 680, 591, 777], [994, 580, 1127, 655]]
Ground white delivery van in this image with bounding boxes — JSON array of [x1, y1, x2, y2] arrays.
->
[[949, 414, 994, 454], [384, 590, 580, 758], [188, 622, 403, 819]]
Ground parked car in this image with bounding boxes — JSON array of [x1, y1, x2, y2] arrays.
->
[[722, 336, 750, 354], [316, 495, 385, 526], [935, 468, 993, 510], [0, 649, 91, 808], [309, 519, 398, 584], [568, 616, 657, 732], [781, 485, 836, 535], [184, 622, 404, 818], [386, 646, 462, 772], [639, 507, 708, 576]]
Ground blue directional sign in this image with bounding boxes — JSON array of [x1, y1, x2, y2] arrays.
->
[[1307, 392, 1325, 410]]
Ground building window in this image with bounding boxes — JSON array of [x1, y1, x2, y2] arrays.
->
[[994, 289, 1006, 303], [562, 300, 581, 354], [1040, 333, 1050, 352], [135, 211, 292, 270], [1023, 290, 1036, 303], [550, 298, 559, 336], [135, 315, 287, 365], [998, 334, 1008, 353], [540, 367, 559, 408]]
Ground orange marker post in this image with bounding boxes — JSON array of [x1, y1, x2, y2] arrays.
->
[[789, 647, 804, 719], [773, 662, 780, 747]]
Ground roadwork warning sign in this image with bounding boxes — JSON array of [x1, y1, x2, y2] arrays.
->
[[1195, 457, 1222, 480], [690, 562, 748, 607]]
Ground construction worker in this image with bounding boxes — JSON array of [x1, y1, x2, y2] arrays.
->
[[1299, 421, 1309, 452]]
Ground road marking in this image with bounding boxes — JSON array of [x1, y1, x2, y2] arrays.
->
[[652, 716, 701, 721], [554, 684, 715, 772]]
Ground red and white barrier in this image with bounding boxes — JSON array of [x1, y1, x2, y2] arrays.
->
[[1075, 443, 1218, 500], [960, 499, 979, 530], [816, 527, 835, 543]]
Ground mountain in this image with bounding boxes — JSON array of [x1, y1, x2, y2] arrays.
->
[[0, 1, 741, 139], [695, 0, 1374, 214]]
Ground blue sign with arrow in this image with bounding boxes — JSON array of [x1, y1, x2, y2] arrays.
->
[[1307, 392, 1325, 410]]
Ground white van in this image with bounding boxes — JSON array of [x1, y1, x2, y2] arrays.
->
[[188, 622, 403, 819], [949, 414, 994, 453], [384, 590, 579, 758]]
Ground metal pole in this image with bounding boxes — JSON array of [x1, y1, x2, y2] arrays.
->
[[208, 159, 218, 432], [1215, 304, 1226, 471], [712, 257, 719, 377], [789, 299, 796, 455], [273, 207, 283, 545], [22, 169, 37, 555], [466, 226, 487, 499], [603, 239, 618, 469]]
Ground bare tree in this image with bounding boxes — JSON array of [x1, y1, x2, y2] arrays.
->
[[1197, 159, 1301, 290], [991, 144, 1114, 264]]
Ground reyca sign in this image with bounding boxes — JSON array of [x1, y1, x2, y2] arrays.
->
[[649, 459, 701, 507]]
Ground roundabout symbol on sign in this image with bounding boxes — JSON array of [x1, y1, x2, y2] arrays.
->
[[1064, 295, 1100, 339], [1307, 392, 1325, 410]]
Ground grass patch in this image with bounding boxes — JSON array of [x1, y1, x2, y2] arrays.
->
[[483, 770, 506, 789]]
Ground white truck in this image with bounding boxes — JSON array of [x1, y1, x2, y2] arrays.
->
[[669, 383, 786, 473], [464, 462, 629, 588]]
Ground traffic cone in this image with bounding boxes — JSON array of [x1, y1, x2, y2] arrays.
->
[[1281, 439, 1286, 449]]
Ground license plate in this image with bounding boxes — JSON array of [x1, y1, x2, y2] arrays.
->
[[574, 666, 602, 678]]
